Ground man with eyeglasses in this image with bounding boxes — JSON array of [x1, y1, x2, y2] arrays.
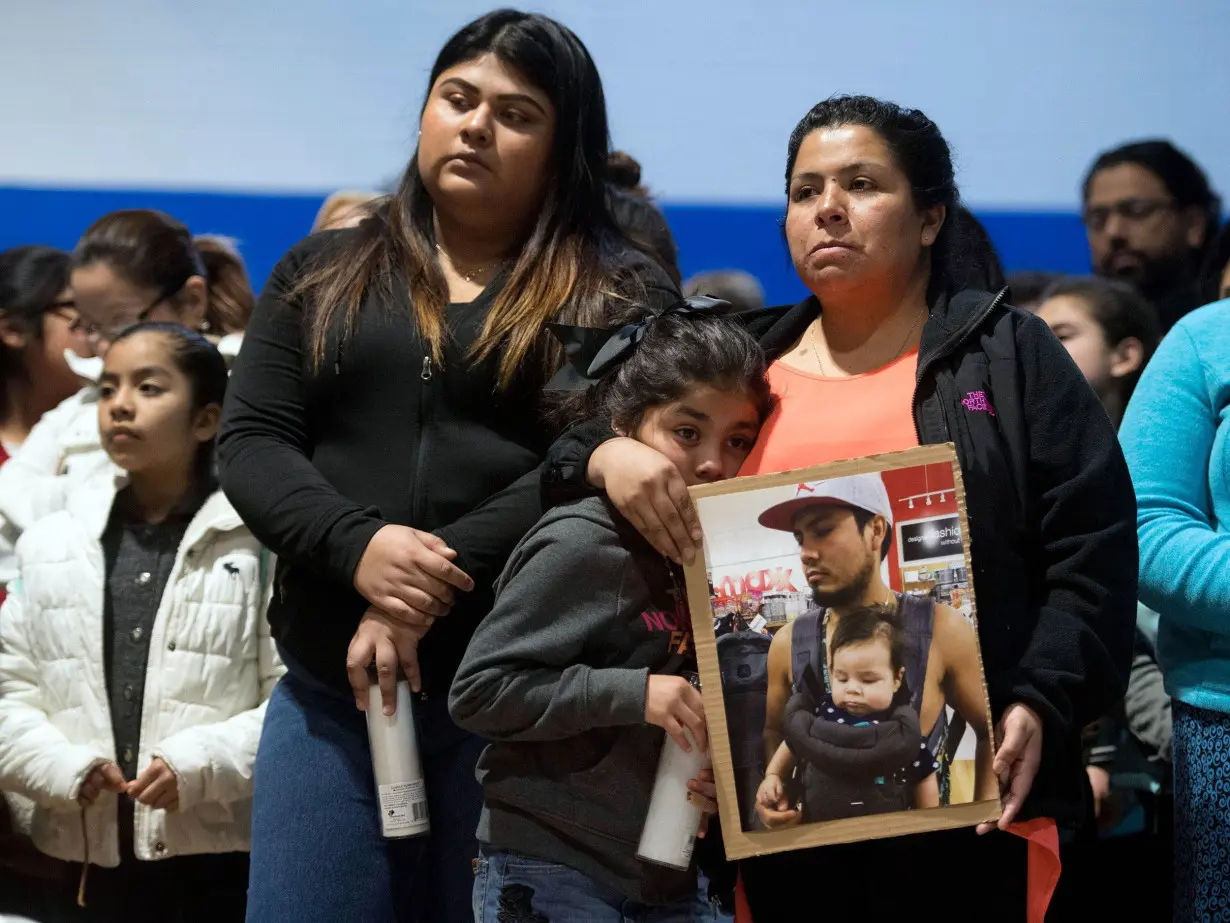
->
[[1081, 139, 1221, 334]]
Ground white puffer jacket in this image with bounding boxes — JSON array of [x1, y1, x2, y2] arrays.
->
[[0, 472, 280, 866]]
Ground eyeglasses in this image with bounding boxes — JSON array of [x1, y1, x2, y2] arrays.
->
[[77, 278, 189, 345], [1082, 198, 1176, 233], [44, 299, 93, 337]]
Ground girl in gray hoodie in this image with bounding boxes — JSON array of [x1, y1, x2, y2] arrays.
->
[[450, 301, 773, 922]]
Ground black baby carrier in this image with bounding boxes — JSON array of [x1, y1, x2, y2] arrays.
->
[[786, 593, 959, 819]]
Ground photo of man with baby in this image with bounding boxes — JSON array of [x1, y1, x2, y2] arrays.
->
[[687, 447, 1001, 856]]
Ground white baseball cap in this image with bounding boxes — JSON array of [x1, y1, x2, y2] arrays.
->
[[758, 473, 893, 533]]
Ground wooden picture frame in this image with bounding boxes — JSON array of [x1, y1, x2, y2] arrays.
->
[[684, 444, 1000, 860]]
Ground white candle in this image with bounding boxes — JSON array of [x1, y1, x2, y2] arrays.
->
[[366, 679, 430, 839], [636, 727, 709, 870]]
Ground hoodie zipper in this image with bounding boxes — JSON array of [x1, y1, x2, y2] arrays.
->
[[412, 355, 433, 525], [911, 287, 1008, 444], [409, 354, 434, 702]]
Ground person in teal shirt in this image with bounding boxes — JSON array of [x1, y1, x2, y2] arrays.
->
[[1119, 296, 1230, 923]]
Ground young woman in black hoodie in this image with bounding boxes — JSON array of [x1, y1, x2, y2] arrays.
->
[[217, 11, 676, 922], [544, 96, 1138, 920]]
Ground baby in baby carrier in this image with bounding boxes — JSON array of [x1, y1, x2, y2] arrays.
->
[[776, 604, 939, 821]]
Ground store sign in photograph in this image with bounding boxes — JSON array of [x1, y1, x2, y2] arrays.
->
[[899, 516, 963, 564]]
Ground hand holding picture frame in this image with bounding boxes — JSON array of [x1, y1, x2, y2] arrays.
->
[[683, 444, 1001, 860]]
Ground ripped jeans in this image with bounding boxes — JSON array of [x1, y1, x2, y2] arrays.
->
[[473, 851, 712, 923]]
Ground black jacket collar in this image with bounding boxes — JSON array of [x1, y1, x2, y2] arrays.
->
[[747, 287, 1009, 369]]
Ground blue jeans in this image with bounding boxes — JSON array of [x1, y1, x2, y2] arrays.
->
[[473, 850, 714, 923], [245, 650, 486, 923]]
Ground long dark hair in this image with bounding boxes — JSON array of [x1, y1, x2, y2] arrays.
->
[[296, 9, 626, 389], [108, 322, 228, 480], [785, 95, 984, 296], [554, 310, 774, 432], [73, 210, 254, 334], [0, 245, 73, 409]]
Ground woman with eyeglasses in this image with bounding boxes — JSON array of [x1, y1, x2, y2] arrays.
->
[[0, 244, 95, 919], [0, 246, 91, 455], [0, 210, 255, 548], [0, 244, 96, 596]]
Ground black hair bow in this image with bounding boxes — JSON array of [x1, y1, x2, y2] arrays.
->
[[544, 295, 731, 392]]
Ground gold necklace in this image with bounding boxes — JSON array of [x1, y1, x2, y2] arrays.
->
[[436, 245, 501, 284], [808, 308, 924, 377]]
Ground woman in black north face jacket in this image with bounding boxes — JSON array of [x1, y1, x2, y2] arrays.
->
[[542, 96, 1137, 921]]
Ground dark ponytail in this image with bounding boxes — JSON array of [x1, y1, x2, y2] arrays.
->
[[109, 322, 228, 481], [193, 236, 255, 333]]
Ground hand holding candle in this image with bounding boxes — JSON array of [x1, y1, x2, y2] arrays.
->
[[638, 672, 711, 869], [688, 766, 718, 837]]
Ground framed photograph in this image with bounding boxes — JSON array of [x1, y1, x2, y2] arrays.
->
[[684, 444, 1000, 860]]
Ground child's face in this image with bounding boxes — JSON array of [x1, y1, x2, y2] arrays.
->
[[829, 637, 902, 715], [630, 385, 761, 486], [1035, 294, 1141, 400], [98, 332, 219, 478]]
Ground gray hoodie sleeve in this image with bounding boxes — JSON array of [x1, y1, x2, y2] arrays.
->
[[448, 507, 650, 742], [1124, 631, 1172, 763]]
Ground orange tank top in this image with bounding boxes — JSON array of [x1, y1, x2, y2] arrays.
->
[[740, 348, 920, 476]]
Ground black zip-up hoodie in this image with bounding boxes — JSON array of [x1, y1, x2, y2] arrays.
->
[[218, 228, 677, 699], [544, 287, 1138, 825]]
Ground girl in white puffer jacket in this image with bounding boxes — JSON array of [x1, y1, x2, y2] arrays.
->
[[0, 323, 279, 922]]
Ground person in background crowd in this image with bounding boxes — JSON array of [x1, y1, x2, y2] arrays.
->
[[1006, 270, 1061, 312], [218, 10, 678, 922], [0, 247, 92, 454], [0, 211, 256, 555], [0, 324, 280, 923], [0, 246, 95, 588], [311, 190, 384, 233], [1034, 275, 1170, 920], [608, 150, 682, 286], [1082, 139, 1220, 333], [1199, 219, 1230, 303], [0, 244, 95, 917], [451, 306, 767, 922], [1034, 277, 1159, 429], [683, 270, 765, 313], [545, 94, 1138, 920], [1120, 284, 1230, 922]]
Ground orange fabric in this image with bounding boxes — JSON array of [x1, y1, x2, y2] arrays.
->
[[739, 350, 920, 477], [1010, 818, 1062, 923], [734, 869, 753, 923]]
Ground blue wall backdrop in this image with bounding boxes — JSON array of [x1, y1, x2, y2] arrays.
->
[[2, 1, 1226, 302]]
